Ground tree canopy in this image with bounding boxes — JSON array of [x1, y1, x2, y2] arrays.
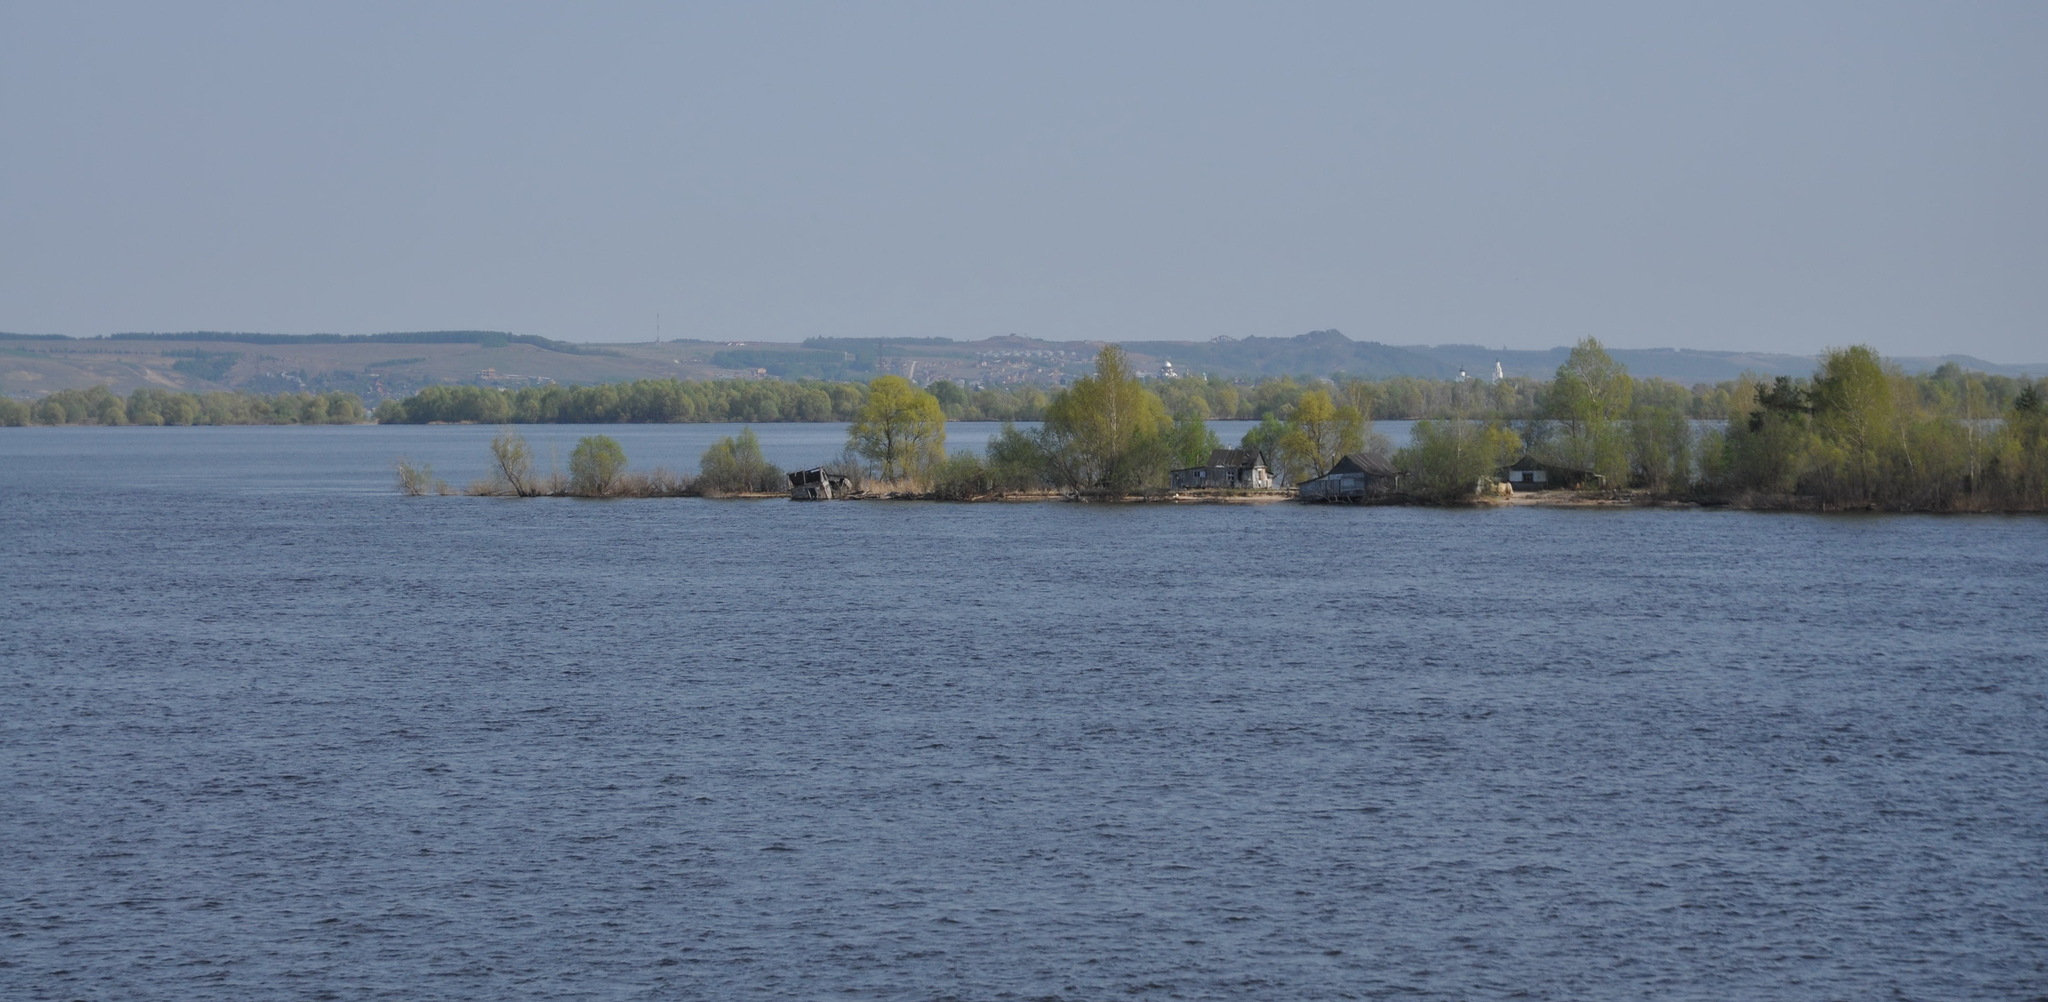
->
[[847, 375, 947, 483], [1546, 337, 1633, 482], [697, 428, 784, 494], [569, 435, 628, 496], [1396, 420, 1523, 500], [1040, 346, 1173, 491], [1275, 389, 1366, 482]]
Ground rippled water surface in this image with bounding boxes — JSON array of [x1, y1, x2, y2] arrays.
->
[[4, 426, 2045, 1000]]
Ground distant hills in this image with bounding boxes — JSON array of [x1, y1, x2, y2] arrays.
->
[[3, 328, 2039, 401], [96, 329, 618, 355], [1116, 329, 2042, 384]]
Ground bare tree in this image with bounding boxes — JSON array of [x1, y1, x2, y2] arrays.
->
[[491, 427, 539, 496]]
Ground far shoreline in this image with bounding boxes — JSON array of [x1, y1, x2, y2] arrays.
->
[[448, 486, 2044, 513]]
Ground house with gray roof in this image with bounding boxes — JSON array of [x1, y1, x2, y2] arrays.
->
[[1169, 448, 1274, 490], [1297, 452, 1405, 502]]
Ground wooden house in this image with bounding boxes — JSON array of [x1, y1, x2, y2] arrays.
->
[[1169, 448, 1275, 490], [1296, 453, 1404, 502], [1500, 455, 1604, 490], [787, 467, 855, 500]]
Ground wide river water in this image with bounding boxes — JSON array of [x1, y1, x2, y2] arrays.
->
[[3, 424, 2044, 1000]]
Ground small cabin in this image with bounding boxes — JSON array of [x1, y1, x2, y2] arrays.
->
[[1169, 448, 1275, 490], [1297, 452, 1404, 502], [1500, 455, 1604, 491], [788, 467, 855, 500]]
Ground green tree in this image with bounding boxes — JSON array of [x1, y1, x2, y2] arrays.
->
[[31, 397, 68, 425], [1164, 404, 1222, 470], [1238, 415, 1291, 482], [1276, 389, 1365, 482], [1718, 376, 1816, 495], [1396, 420, 1523, 501], [1628, 393, 1695, 494], [698, 427, 783, 494], [1546, 337, 1633, 483], [126, 388, 165, 426], [1705, 349, 2010, 508], [569, 435, 627, 496], [926, 379, 970, 417], [1808, 345, 1899, 501], [985, 422, 1052, 491], [1040, 345, 1172, 491], [320, 391, 366, 424], [88, 386, 127, 425], [165, 393, 197, 425], [847, 375, 947, 484], [927, 451, 994, 500], [1988, 386, 2048, 507]]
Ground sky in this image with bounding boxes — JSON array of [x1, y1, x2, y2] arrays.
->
[[3, 2, 2044, 361]]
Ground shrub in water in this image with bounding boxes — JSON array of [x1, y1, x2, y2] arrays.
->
[[697, 428, 783, 494], [569, 435, 627, 496]]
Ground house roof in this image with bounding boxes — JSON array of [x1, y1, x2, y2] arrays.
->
[[1328, 452, 1398, 477], [1505, 454, 1597, 477], [1208, 448, 1266, 469]]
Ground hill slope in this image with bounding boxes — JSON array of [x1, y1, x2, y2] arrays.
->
[[4, 329, 2039, 399]]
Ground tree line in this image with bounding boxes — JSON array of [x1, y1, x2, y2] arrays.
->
[[1371, 340, 2048, 510], [373, 378, 1058, 425], [834, 342, 2048, 511], [11, 361, 2040, 435], [384, 342, 2044, 511], [372, 365, 2043, 434], [1709, 348, 2047, 509], [837, 349, 1316, 496], [15, 355, 2046, 511], [0, 385, 367, 427]]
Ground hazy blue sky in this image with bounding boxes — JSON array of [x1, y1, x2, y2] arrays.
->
[[4, 2, 2043, 360]]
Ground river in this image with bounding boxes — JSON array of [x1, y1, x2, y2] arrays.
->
[[2, 424, 2042, 1000]]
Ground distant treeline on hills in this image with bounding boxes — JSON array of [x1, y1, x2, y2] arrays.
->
[[0, 385, 365, 426], [377, 379, 875, 424], [12, 361, 2043, 439], [373, 378, 1054, 424], [1, 329, 617, 356], [374, 364, 2044, 428], [7, 329, 2040, 390]]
